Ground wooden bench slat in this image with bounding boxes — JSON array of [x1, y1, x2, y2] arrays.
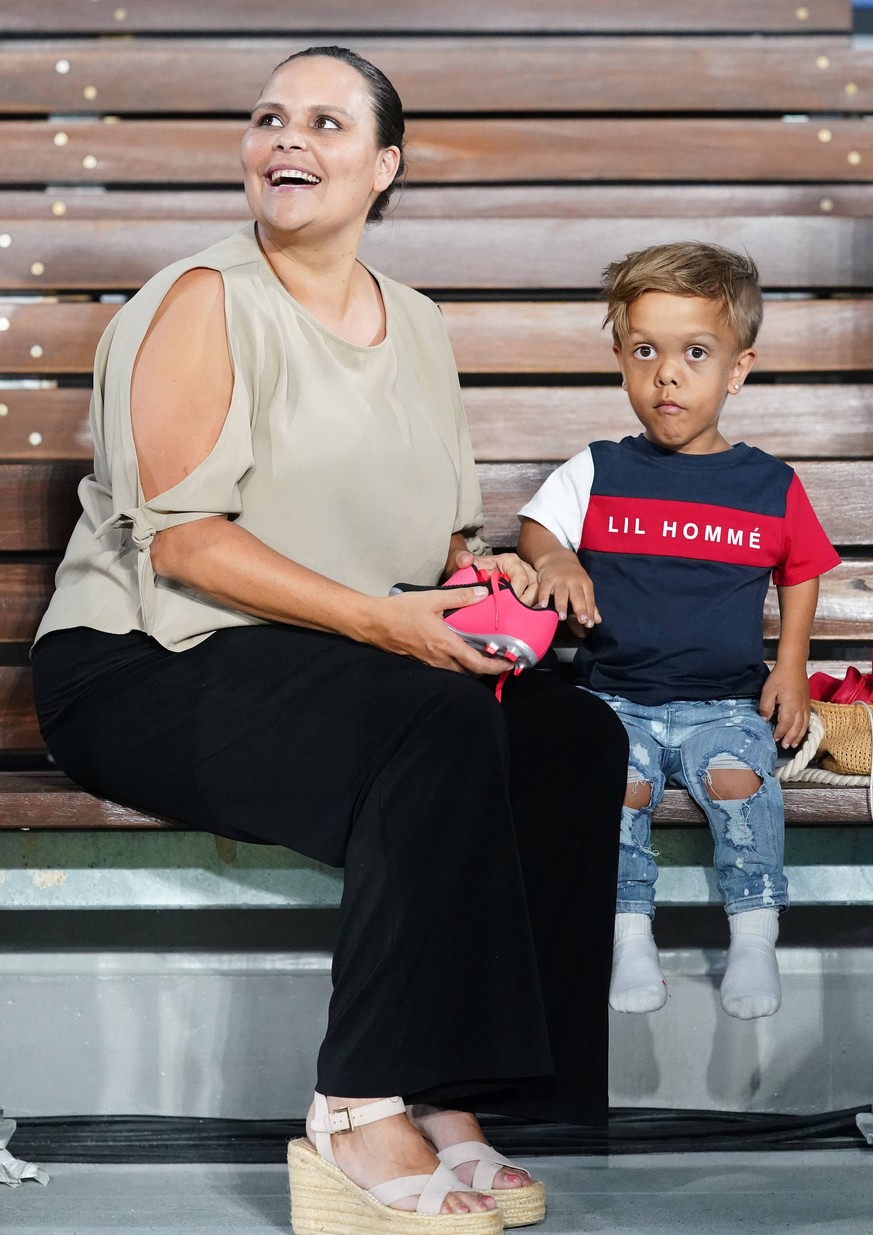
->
[[447, 300, 873, 377], [0, 773, 867, 832], [4, 559, 870, 647], [764, 561, 873, 637], [2, 460, 870, 553], [6, 299, 873, 378], [0, 302, 117, 373], [652, 782, 871, 827], [0, 563, 58, 644], [462, 386, 873, 460], [0, 389, 94, 456], [4, 217, 873, 291], [4, 185, 873, 220], [2, 37, 871, 114], [477, 461, 873, 550], [0, 460, 86, 551], [0, 1, 851, 36], [0, 770, 173, 828], [1, 666, 869, 770], [3, 119, 872, 187], [4, 384, 873, 463], [0, 666, 41, 750]]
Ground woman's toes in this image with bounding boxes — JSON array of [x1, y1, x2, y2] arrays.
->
[[445, 1192, 495, 1214], [469, 1193, 496, 1212]]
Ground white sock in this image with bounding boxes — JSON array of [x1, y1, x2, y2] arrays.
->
[[720, 908, 781, 1020], [609, 913, 668, 1013]]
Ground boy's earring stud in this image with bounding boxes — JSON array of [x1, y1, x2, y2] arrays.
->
[[621, 380, 627, 389], [734, 384, 740, 390]]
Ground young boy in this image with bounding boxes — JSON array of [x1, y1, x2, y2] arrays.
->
[[518, 242, 840, 1020]]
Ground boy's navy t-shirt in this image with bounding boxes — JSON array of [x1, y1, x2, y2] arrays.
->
[[519, 435, 840, 705]]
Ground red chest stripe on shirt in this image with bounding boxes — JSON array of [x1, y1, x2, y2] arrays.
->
[[580, 496, 783, 566]]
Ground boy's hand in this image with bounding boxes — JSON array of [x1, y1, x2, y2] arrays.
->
[[759, 664, 811, 749], [534, 546, 601, 627]]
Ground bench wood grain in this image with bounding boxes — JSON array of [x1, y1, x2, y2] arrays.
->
[[2, 460, 872, 554], [4, 217, 873, 291], [3, 560, 870, 649], [5, 299, 873, 378], [3, 385, 873, 463], [4, 185, 873, 220], [0, 771, 866, 830], [2, 37, 870, 115], [3, 118, 871, 188], [0, 1, 851, 36]]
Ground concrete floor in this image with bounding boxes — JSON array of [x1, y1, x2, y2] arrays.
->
[[3, 1151, 871, 1234]]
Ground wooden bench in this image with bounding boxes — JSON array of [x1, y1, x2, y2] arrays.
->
[[0, 0, 870, 866]]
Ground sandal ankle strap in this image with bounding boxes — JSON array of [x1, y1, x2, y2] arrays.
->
[[310, 1093, 406, 1137]]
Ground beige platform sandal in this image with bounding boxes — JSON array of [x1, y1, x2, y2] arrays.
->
[[287, 1093, 504, 1235], [435, 1142, 546, 1228]]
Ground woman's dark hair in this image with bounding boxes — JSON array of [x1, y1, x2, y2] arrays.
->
[[272, 45, 406, 223]]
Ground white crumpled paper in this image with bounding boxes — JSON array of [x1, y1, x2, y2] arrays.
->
[[0, 1112, 49, 1187]]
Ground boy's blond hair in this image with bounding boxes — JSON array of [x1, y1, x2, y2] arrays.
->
[[602, 241, 763, 351]]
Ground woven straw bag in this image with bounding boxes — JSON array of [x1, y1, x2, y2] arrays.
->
[[812, 700, 873, 777], [776, 701, 873, 821]]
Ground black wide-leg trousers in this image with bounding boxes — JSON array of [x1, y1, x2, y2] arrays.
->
[[33, 624, 627, 1123]]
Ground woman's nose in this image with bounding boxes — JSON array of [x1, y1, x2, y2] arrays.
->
[[273, 122, 306, 151]]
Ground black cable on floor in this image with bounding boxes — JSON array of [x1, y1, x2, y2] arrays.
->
[[9, 1107, 871, 1163]]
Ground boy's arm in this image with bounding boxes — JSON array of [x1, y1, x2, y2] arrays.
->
[[518, 517, 600, 627], [759, 576, 819, 748]]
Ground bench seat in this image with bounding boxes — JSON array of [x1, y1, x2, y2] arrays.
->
[[0, 769, 868, 831]]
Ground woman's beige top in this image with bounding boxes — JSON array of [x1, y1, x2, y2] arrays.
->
[[35, 225, 486, 651]]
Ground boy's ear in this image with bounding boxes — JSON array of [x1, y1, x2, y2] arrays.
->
[[728, 347, 757, 395], [612, 343, 627, 387]]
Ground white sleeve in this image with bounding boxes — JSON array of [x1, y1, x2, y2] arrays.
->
[[517, 447, 594, 551]]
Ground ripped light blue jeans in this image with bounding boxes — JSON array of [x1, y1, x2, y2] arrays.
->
[[590, 693, 790, 918]]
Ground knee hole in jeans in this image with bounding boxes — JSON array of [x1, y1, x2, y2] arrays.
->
[[624, 774, 652, 809], [704, 764, 762, 802]]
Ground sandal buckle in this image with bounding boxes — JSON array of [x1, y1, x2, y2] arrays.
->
[[332, 1106, 355, 1133]]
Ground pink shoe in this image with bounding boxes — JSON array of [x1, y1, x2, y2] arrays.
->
[[439, 565, 558, 672], [392, 566, 558, 674]]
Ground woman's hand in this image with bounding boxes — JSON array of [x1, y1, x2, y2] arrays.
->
[[450, 549, 539, 605], [360, 586, 511, 676]]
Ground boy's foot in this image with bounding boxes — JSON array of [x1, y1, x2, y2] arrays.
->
[[609, 912, 668, 1013], [720, 908, 781, 1019]]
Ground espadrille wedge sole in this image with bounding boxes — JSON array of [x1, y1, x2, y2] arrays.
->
[[487, 1178, 546, 1228], [288, 1139, 503, 1235], [436, 1141, 546, 1228]]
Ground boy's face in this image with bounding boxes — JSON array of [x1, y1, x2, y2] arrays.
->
[[613, 291, 756, 455]]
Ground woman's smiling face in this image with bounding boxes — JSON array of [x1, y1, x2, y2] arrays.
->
[[240, 55, 400, 243]]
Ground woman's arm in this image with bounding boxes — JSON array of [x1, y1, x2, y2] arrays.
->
[[130, 270, 506, 676]]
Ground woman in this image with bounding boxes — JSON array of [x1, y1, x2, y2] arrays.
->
[[32, 47, 627, 1233]]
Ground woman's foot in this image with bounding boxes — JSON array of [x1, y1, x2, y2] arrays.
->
[[308, 1096, 497, 1216], [407, 1105, 532, 1193]]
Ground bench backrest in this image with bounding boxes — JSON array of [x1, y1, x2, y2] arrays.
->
[[1, 0, 871, 755]]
